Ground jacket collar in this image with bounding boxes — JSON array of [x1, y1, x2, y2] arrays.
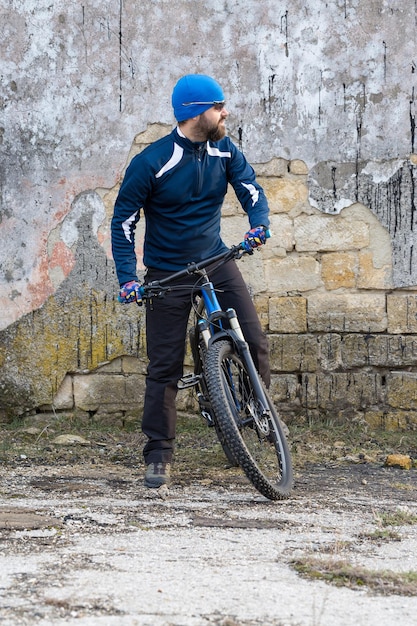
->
[[174, 126, 207, 152]]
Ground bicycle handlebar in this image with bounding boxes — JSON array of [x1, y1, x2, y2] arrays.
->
[[139, 229, 270, 299], [138, 244, 241, 299]]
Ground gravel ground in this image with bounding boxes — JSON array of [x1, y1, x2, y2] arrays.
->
[[0, 457, 417, 626]]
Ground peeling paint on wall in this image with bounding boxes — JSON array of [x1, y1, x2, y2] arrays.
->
[[2, 1, 417, 330], [309, 158, 417, 286]]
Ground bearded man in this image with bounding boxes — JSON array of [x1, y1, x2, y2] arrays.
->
[[111, 74, 271, 488]]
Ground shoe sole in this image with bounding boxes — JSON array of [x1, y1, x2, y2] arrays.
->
[[144, 480, 169, 489], [144, 478, 171, 489]]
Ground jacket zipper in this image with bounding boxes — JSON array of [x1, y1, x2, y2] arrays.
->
[[194, 144, 204, 197]]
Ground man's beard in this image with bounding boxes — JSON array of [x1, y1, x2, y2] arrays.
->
[[197, 114, 226, 142]]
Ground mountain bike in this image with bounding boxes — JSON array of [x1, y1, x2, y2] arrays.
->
[[139, 241, 293, 501]]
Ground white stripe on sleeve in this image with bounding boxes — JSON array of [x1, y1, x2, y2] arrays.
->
[[122, 211, 138, 243], [241, 182, 259, 206]]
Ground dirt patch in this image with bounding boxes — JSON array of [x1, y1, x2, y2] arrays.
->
[[0, 416, 416, 625], [0, 509, 62, 531]]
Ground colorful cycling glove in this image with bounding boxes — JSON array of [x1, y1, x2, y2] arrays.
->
[[243, 226, 267, 252], [118, 280, 142, 304]]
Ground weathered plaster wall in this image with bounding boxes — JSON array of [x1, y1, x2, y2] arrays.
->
[[1, 1, 417, 424]]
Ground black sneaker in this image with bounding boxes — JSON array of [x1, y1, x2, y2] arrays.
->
[[144, 462, 171, 488]]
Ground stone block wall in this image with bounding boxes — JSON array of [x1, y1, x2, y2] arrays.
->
[[16, 127, 414, 430]]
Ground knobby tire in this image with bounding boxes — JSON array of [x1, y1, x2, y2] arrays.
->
[[189, 326, 238, 467], [204, 339, 293, 500]]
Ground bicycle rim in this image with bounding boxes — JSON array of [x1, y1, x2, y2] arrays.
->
[[205, 339, 293, 500]]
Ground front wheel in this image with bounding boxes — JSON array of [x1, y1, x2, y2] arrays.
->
[[205, 339, 293, 500], [189, 325, 238, 467]]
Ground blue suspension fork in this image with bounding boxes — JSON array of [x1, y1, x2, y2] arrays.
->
[[199, 277, 270, 418]]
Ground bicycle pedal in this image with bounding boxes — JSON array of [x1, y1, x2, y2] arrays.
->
[[178, 373, 201, 389]]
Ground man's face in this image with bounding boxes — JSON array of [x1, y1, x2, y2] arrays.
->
[[197, 104, 229, 141]]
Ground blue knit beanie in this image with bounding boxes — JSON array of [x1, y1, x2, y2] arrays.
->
[[172, 74, 225, 122]]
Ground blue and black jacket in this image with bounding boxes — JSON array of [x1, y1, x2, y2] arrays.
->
[[111, 127, 270, 285]]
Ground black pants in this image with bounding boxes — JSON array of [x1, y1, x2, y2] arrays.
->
[[142, 259, 270, 464]]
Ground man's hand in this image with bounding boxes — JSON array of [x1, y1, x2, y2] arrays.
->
[[118, 280, 143, 305], [243, 226, 268, 252]]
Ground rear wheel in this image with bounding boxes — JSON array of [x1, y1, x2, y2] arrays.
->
[[205, 339, 293, 500]]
